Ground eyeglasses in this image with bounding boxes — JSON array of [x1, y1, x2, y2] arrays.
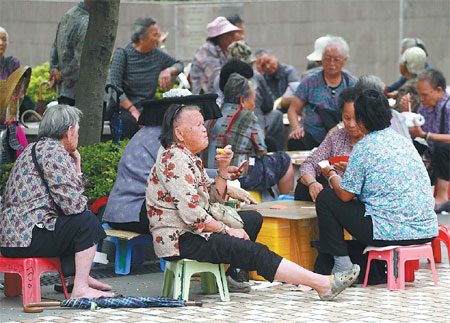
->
[[323, 57, 343, 63]]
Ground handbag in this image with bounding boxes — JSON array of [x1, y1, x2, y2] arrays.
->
[[204, 202, 244, 229]]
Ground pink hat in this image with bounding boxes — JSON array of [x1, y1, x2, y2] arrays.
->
[[207, 16, 241, 38]]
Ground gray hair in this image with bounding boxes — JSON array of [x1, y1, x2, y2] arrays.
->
[[159, 104, 200, 147], [354, 75, 384, 93], [401, 37, 427, 55], [0, 26, 8, 44], [417, 68, 446, 91], [323, 36, 350, 59], [223, 73, 252, 104], [38, 104, 82, 140], [131, 17, 156, 44], [254, 48, 272, 58]]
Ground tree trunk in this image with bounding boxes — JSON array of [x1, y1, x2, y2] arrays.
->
[[76, 0, 120, 146]]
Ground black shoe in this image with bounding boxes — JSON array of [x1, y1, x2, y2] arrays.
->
[[226, 276, 251, 293], [435, 201, 450, 214], [54, 283, 73, 293]]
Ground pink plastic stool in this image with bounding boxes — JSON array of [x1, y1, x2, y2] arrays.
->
[[432, 224, 450, 266], [0, 256, 69, 305], [362, 243, 438, 290]]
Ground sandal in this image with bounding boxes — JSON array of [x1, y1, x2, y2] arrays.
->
[[319, 264, 360, 301]]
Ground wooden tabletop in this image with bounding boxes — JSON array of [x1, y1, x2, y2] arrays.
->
[[241, 200, 317, 220]]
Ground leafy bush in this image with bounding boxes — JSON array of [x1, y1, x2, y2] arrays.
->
[[27, 61, 57, 106], [1, 140, 129, 202]]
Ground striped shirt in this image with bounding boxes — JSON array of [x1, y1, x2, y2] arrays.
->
[[109, 43, 183, 107]]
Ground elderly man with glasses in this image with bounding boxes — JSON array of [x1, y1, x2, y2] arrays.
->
[[287, 36, 356, 150]]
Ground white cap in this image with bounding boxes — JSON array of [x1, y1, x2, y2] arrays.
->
[[307, 36, 331, 61]]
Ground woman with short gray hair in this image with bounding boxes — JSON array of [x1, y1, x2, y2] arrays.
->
[[0, 104, 115, 299], [0, 25, 20, 80], [108, 17, 183, 139]]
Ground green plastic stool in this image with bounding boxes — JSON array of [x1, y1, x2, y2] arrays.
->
[[161, 259, 230, 301]]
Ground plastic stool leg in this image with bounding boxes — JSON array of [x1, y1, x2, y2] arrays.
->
[[201, 272, 218, 294], [161, 266, 174, 297], [172, 261, 183, 300], [432, 238, 442, 263], [405, 260, 416, 282], [22, 258, 42, 304], [115, 239, 131, 275], [216, 264, 230, 301], [159, 258, 166, 272], [131, 244, 146, 264], [362, 255, 374, 287], [4, 273, 22, 297], [426, 251, 439, 287]]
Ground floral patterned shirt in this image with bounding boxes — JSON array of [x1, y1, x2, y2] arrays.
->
[[0, 138, 88, 248], [340, 127, 438, 241], [190, 41, 228, 94], [49, 2, 89, 100], [299, 128, 353, 179], [145, 144, 225, 257]]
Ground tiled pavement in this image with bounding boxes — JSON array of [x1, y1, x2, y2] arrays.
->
[[2, 262, 450, 323]]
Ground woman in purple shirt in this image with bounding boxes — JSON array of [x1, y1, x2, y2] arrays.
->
[[295, 87, 363, 201]]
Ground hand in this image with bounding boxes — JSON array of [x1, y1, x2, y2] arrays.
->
[[130, 107, 140, 122], [228, 227, 250, 240], [69, 149, 82, 173], [48, 68, 62, 89], [159, 67, 173, 90], [158, 32, 169, 48], [400, 93, 412, 112], [215, 145, 233, 174], [386, 90, 398, 99], [227, 186, 258, 204], [334, 161, 347, 173], [255, 56, 264, 73], [289, 125, 305, 140], [408, 121, 425, 139], [308, 182, 323, 202], [227, 165, 242, 180], [321, 165, 335, 179]]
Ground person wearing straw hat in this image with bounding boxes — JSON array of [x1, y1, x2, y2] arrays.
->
[[190, 16, 242, 95]]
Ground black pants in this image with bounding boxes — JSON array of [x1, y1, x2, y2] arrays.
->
[[121, 108, 140, 139], [294, 175, 328, 201], [315, 188, 434, 256], [0, 210, 105, 276], [166, 210, 283, 282], [432, 142, 450, 181], [287, 131, 320, 151], [108, 201, 149, 234], [58, 96, 75, 106]]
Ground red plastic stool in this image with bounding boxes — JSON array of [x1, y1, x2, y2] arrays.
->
[[362, 243, 438, 290], [432, 224, 450, 265], [0, 256, 69, 305]]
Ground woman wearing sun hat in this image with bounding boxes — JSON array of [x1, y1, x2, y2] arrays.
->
[[190, 16, 243, 95]]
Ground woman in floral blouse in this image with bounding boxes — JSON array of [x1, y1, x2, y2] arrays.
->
[[146, 100, 360, 301], [0, 105, 115, 299], [296, 87, 363, 202], [317, 89, 438, 274]]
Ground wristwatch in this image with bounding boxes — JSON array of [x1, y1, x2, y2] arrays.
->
[[223, 225, 230, 235]]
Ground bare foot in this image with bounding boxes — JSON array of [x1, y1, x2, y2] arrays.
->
[[71, 286, 115, 299], [317, 275, 333, 297], [88, 276, 112, 291]]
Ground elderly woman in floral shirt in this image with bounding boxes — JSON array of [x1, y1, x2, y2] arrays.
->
[[146, 97, 360, 301], [0, 105, 114, 299]]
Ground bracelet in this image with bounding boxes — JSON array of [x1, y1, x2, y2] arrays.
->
[[425, 132, 431, 143], [307, 180, 318, 189], [328, 174, 340, 186], [215, 222, 225, 234], [126, 104, 134, 111], [217, 172, 228, 181], [327, 168, 337, 176]]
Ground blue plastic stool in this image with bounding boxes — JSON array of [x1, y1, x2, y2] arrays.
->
[[100, 223, 153, 275], [276, 194, 295, 200]]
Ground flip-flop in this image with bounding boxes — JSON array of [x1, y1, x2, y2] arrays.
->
[[319, 264, 360, 301]]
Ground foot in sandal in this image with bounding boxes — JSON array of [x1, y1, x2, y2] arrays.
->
[[319, 264, 360, 301]]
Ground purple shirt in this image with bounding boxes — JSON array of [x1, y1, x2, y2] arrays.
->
[[299, 128, 354, 179], [0, 56, 20, 80], [418, 92, 450, 152]]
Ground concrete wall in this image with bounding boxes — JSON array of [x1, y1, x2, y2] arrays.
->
[[1, 0, 449, 85]]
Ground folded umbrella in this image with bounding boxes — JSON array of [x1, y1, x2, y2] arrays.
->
[[24, 296, 202, 313]]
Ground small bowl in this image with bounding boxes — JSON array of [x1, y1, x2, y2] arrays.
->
[[329, 156, 349, 164]]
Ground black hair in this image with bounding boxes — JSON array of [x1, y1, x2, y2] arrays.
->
[[354, 89, 392, 133], [337, 87, 359, 114], [219, 59, 254, 91], [207, 35, 220, 45], [227, 14, 243, 26], [417, 68, 446, 91]]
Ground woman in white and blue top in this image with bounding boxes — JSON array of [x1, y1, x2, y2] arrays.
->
[[317, 88, 438, 274]]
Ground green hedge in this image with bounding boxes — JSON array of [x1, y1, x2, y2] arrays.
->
[[27, 61, 58, 106], [1, 140, 129, 202]]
